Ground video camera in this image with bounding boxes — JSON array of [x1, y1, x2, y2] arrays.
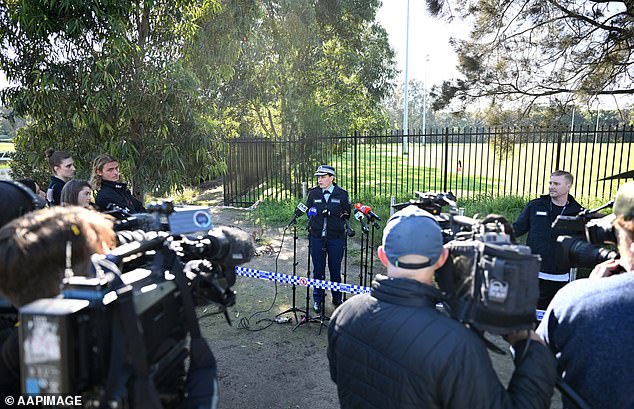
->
[[395, 192, 540, 335], [18, 201, 254, 408], [553, 201, 619, 270]]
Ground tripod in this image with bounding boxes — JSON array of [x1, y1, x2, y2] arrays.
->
[[277, 224, 306, 323]]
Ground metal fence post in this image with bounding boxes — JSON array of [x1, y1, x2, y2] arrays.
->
[[555, 129, 563, 171], [353, 130, 358, 197]]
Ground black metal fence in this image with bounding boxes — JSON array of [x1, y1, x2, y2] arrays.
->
[[223, 125, 634, 206]]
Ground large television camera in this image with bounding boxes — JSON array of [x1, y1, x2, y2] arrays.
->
[[395, 192, 540, 335], [18, 201, 254, 408], [552, 201, 619, 270]]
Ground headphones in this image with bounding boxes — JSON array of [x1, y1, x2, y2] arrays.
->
[[0, 180, 47, 213]]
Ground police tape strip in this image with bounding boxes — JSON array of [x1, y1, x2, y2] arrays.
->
[[235, 266, 548, 320], [235, 266, 372, 295]]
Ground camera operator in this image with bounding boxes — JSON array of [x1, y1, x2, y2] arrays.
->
[[306, 165, 350, 311], [513, 170, 584, 309], [0, 206, 115, 396], [91, 153, 145, 213], [328, 206, 557, 409], [537, 181, 634, 409]]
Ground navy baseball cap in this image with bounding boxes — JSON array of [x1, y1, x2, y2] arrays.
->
[[314, 165, 336, 176], [382, 205, 443, 269]]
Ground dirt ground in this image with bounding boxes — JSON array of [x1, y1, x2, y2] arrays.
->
[[198, 190, 562, 409]]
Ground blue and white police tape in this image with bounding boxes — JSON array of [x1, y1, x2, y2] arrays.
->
[[234, 266, 547, 320], [235, 266, 371, 295]]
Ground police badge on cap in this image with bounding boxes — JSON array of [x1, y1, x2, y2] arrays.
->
[[314, 165, 336, 177]]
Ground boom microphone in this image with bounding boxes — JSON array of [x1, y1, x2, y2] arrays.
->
[[355, 203, 381, 221], [287, 203, 308, 227]]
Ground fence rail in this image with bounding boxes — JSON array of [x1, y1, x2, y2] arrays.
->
[[223, 125, 634, 206]]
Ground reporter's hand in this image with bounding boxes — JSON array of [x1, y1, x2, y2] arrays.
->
[[504, 329, 544, 346], [590, 259, 621, 278]]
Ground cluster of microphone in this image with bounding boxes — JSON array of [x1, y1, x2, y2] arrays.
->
[[286, 201, 381, 235]]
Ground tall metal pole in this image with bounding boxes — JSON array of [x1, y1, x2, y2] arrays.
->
[[569, 105, 575, 143], [402, 0, 410, 155], [422, 54, 430, 145], [594, 98, 600, 144]]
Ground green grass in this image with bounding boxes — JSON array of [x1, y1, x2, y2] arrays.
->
[[0, 142, 14, 152], [320, 141, 632, 203]]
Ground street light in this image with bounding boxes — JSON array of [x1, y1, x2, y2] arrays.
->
[[422, 54, 430, 144], [402, 0, 410, 155]]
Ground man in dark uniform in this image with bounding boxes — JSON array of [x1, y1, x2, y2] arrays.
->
[[306, 165, 351, 312], [513, 170, 584, 309]]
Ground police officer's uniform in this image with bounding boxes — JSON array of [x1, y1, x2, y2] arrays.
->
[[306, 165, 351, 311]]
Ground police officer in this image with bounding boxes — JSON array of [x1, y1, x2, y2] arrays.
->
[[306, 165, 351, 312]]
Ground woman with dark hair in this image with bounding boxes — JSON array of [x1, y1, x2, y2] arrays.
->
[[60, 179, 93, 208], [45, 149, 75, 206], [91, 154, 145, 213]]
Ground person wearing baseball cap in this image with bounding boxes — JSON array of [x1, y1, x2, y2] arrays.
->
[[537, 181, 634, 409], [328, 205, 556, 409], [306, 164, 350, 313]]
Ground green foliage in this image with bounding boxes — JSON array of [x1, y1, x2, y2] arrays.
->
[[216, 0, 396, 139], [0, 0, 226, 196]]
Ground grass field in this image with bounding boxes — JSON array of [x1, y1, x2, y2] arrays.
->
[[326, 141, 632, 203], [0, 142, 14, 152]]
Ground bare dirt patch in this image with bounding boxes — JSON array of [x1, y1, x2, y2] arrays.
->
[[199, 191, 562, 409]]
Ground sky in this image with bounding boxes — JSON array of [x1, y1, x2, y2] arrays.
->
[[376, 0, 468, 91]]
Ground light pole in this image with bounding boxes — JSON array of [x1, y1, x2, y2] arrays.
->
[[402, 0, 410, 155], [422, 54, 430, 144]]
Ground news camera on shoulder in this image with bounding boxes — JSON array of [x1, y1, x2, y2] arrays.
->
[[394, 191, 540, 335], [0, 199, 254, 409], [552, 200, 621, 271]]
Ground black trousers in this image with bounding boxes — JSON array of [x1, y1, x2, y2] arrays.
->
[[537, 279, 568, 310]]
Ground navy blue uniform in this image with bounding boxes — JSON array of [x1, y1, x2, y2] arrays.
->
[[306, 185, 350, 306], [513, 194, 583, 309]]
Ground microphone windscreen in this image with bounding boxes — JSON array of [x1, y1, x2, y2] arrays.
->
[[216, 226, 256, 266], [308, 207, 317, 217]]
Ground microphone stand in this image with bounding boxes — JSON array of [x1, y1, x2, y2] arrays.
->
[[362, 230, 371, 287], [368, 220, 380, 285], [277, 223, 306, 323], [343, 220, 351, 302], [293, 225, 314, 332], [309, 236, 330, 335]]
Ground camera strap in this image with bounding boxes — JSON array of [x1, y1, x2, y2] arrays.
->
[[169, 253, 219, 409]]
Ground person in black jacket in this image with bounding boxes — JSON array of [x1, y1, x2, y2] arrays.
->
[[91, 154, 145, 213], [327, 206, 557, 409], [513, 170, 584, 310], [45, 148, 75, 206], [306, 165, 351, 312]]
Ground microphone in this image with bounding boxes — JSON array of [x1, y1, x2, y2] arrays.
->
[[354, 210, 369, 233], [286, 203, 308, 227], [306, 206, 317, 230], [355, 203, 381, 221]]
